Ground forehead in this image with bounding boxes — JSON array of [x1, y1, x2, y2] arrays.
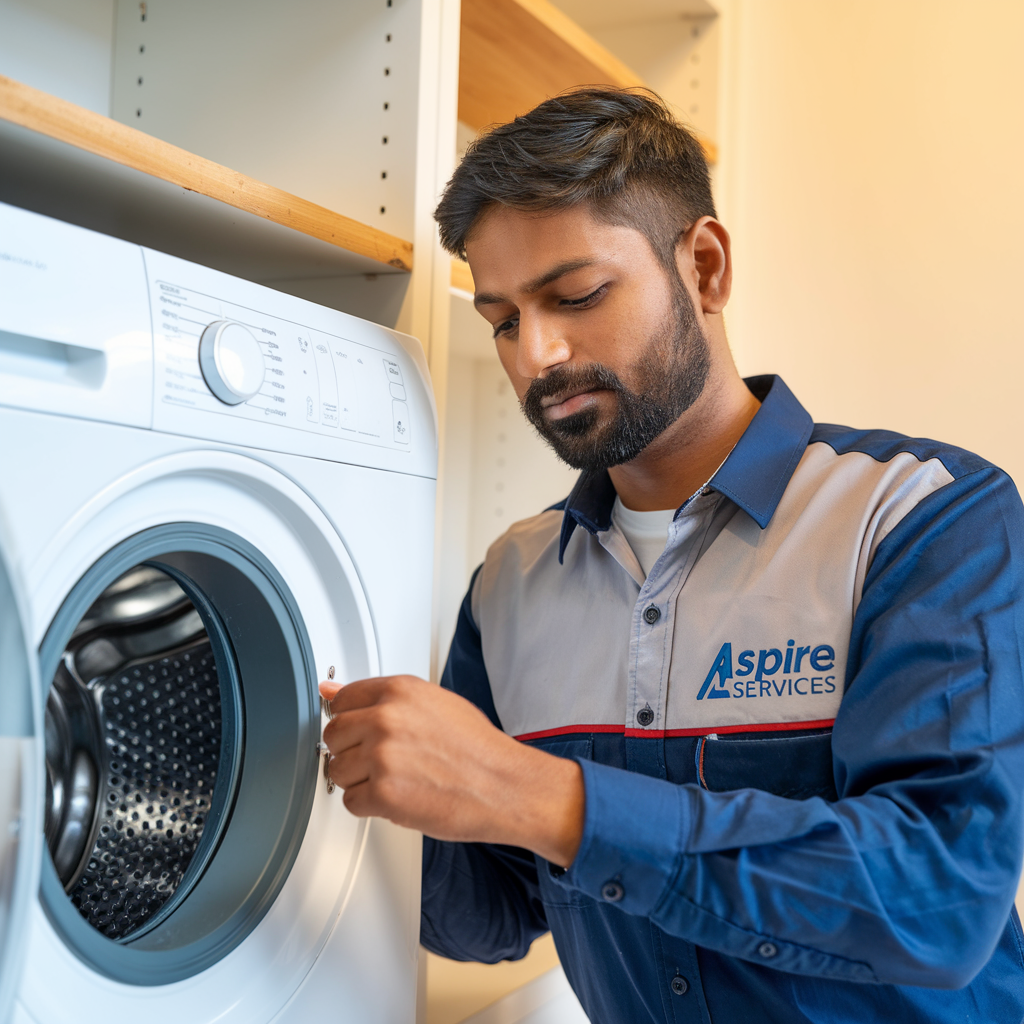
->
[[464, 205, 655, 297]]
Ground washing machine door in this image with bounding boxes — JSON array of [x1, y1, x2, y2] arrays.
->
[[19, 449, 394, 1023], [0, 536, 43, 1021]]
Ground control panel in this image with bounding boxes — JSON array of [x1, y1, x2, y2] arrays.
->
[[143, 245, 435, 477], [151, 279, 414, 450]]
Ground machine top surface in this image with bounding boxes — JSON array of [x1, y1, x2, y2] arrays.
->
[[0, 201, 437, 480]]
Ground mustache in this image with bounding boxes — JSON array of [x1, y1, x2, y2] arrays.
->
[[522, 363, 625, 415]]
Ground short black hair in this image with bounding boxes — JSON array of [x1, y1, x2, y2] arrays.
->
[[434, 88, 716, 271]]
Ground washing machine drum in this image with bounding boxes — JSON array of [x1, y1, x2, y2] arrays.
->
[[45, 567, 233, 941], [38, 526, 319, 985]]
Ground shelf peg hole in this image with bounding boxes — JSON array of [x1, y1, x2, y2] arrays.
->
[[381, 171, 387, 179], [380, 206, 386, 214], [384, 67, 390, 76], [383, 101, 389, 110]]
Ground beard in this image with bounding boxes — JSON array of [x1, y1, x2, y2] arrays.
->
[[521, 283, 711, 471]]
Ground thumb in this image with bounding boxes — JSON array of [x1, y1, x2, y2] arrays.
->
[[319, 679, 343, 701]]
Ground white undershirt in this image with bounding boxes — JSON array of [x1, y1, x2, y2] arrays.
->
[[611, 497, 677, 578]]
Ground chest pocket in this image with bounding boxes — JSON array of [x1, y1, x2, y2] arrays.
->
[[696, 731, 838, 801]]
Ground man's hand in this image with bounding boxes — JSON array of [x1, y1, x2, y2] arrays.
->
[[319, 676, 585, 868]]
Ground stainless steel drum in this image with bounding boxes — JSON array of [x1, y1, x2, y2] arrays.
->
[[38, 525, 318, 986], [44, 567, 236, 941]]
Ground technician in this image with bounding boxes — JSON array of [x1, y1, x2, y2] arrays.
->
[[320, 89, 1024, 1022]]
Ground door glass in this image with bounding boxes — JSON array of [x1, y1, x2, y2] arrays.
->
[[44, 565, 236, 942]]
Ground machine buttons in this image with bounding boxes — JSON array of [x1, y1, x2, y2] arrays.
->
[[198, 320, 265, 405], [312, 337, 339, 428], [156, 280, 417, 451], [393, 400, 410, 444]]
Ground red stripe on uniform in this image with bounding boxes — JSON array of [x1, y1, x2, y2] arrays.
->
[[515, 719, 836, 742], [514, 724, 625, 741]]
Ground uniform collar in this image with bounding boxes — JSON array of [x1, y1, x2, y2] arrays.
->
[[558, 375, 814, 562]]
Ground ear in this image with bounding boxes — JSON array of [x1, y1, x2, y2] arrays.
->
[[675, 217, 732, 314]]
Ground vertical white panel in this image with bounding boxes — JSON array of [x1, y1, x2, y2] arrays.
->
[[110, 0, 420, 240], [0, 0, 114, 114], [435, 293, 576, 664], [435, 352, 476, 658], [469, 359, 578, 572]]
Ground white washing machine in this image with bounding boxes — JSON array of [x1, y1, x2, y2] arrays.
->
[[0, 200, 437, 1022]]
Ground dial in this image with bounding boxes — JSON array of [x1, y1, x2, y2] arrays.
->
[[198, 320, 265, 405]]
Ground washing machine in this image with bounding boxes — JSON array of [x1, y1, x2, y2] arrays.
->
[[0, 200, 437, 1022]]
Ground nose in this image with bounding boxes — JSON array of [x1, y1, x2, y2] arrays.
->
[[515, 314, 571, 380]]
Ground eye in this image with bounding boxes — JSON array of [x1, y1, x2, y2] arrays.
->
[[492, 316, 519, 339], [560, 284, 607, 308]]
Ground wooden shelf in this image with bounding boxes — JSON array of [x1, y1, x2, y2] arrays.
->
[[451, 259, 476, 294], [0, 75, 414, 286], [460, 0, 641, 130], [458, 0, 716, 164]]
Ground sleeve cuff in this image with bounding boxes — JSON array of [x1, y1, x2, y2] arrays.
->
[[547, 758, 689, 917]]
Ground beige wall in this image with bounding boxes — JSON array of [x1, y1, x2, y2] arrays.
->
[[711, 0, 1024, 916], [714, 0, 1024, 487]]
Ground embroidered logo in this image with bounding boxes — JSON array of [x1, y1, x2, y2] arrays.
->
[[696, 641, 838, 700]]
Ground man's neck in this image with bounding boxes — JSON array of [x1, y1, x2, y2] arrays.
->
[[608, 371, 761, 512]]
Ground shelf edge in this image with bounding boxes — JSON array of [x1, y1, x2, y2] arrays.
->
[[450, 259, 475, 293], [510, 0, 645, 90], [0, 74, 414, 273]]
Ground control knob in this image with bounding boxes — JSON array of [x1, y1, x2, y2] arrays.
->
[[198, 320, 265, 405]]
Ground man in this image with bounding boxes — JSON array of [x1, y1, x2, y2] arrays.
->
[[320, 90, 1024, 1022]]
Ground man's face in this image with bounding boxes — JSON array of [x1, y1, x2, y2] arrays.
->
[[466, 205, 710, 471]]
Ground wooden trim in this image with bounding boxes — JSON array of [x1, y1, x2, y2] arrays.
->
[[459, 0, 642, 132], [450, 259, 475, 293], [0, 74, 414, 272], [509, 0, 646, 91], [458, 0, 716, 164]]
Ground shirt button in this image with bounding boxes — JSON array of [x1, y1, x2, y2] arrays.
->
[[670, 975, 689, 996], [758, 941, 778, 959], [643, 605, 661, 624], [600, 880, 624, 902], [636, 705, 654, 726]]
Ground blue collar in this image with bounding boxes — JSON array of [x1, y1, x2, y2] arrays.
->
[[557, 375, 814, 562]]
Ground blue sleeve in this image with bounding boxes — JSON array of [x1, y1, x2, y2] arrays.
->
[[548, 464, 1024, 988], [421, 567, 549, 961]]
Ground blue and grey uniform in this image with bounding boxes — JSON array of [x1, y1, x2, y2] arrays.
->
[[422, 375, 1024, 1023]]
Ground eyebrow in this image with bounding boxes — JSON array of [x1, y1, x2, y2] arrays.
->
[[473, 257, 600, 308]]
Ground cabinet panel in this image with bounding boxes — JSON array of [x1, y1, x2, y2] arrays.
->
[[0, 0, 115, 115], [110, 0, 419, 242]]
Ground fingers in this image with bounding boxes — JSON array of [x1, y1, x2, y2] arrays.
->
[[321, 705, 375, 757], [318, 679, 342, 701], [318, 675, 427, 716], [325, 744, 371, 792]]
